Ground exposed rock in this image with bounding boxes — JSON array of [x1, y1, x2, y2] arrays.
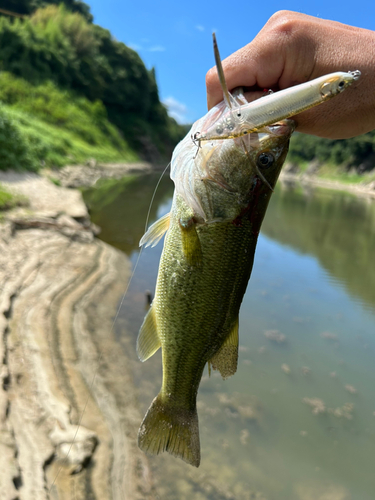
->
[[54, 162, 153, 188], [0, 171, 157, 499], [283, 162, 300, 174], [304, 159, 321, 176], [0, 171, 88, 219]]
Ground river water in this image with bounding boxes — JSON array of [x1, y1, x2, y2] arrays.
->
[[83, 175, 375, 500]]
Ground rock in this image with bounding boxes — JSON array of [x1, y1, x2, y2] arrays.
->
[[0, 172, 157, 498], [344, 384, 357, 394], [283, 162, 300, 174], [0, 171, 88, 219], [55, 163, 152, 188], [281, 363, 291, 374], [303, 397, 326, 415], [304, 160, 321, 176], [85, 158, 97, 168], [49, 423, 98, 474]]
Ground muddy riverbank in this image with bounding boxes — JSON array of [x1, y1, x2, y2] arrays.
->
[[0, 166, 156, 499]]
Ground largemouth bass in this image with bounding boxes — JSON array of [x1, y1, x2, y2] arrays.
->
[[137, 36, 359, 467], [137, 101, 294, 466]]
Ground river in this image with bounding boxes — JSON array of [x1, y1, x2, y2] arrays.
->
[[83, 174, 375, 500]]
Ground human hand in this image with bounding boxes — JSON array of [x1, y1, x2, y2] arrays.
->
[[206, 11, 375, 139]]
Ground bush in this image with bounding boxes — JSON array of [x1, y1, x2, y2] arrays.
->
[[0, 106, 39, 171]]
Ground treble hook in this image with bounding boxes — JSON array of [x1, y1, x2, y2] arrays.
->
[[191, 132, 202, 159]]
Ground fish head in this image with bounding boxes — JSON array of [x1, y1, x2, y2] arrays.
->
[[171, 98, 294, 223]]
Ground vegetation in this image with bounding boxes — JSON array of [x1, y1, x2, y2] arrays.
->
[[289, 130, 375, 173], [0, 2, 186, 169], [0, 75, 138, 170], [0, 182, 27, 210], [0, 0, 92, 21]]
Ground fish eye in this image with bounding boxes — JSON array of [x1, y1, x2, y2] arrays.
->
[[257, 152, 275, 169], [338, 80, 345, 89]]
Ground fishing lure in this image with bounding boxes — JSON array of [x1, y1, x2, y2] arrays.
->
[[194, 37, 360, 144]]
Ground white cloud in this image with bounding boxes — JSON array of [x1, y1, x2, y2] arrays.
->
[[149, 45, 166, 52], [163, 96, 188, 124], [128, 42, 142, 51], [195, 25, 204, 32], [127, 43, 166, 52]]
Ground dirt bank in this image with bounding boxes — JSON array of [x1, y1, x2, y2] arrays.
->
[[280, 168, 375, 199], [0, 167, 156, 499]]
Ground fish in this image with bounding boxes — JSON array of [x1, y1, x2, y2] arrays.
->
[[136, 35, 358, 467]]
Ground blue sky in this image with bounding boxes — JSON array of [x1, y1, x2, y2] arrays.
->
[[87, 0, 375, 124]]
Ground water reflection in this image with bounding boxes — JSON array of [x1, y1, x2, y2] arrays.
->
[[82, 173, 174, 255], [263, 181, 375, 309], [83, 175, 375, 500]]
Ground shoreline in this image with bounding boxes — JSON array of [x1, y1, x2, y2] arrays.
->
[[279, 169, 375, 199], [0, 164, 156, 499]]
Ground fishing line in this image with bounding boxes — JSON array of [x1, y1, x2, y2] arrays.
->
[[49, 162, 171, 491]]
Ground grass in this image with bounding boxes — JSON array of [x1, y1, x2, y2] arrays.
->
[[315, 164, 375, 185], [0, 183, 28, 210], [0, 72, 139, 171]]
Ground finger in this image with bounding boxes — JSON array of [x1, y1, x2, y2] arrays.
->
[[206, 11, 322, 110]]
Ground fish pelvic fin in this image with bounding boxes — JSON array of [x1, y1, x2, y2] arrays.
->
[[209, 317, 239, 379], [179, 217, 203, 268], [138, 394, 200, 467], [140, 212, 170, 248], [137, 306, 161, 361]]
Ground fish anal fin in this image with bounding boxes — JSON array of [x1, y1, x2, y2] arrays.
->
[[179, 218, 202, 268], [210, 317, 239, 379], [136, 306, 161, 361], [138, 394, 200, 467], [140, 212, 170, 248]]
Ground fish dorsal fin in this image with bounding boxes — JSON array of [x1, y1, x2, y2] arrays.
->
[[179, 217, 203, 268], [139, 212, 170, 248], [137, 306, 161, 361], [209, 317, 239, 379]]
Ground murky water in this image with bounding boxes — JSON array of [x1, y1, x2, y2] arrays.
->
[[83, 176, 375, 500]]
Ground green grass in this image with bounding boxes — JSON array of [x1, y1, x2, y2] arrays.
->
[[0, 183, 28, 210], [0, 73, 139, 171]]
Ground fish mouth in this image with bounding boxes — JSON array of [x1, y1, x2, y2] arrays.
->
[[263, 119, 295, 138]]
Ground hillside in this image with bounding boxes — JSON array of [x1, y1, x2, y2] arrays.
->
[[289, 130, 375, 174], [0, 1, 186, 170]]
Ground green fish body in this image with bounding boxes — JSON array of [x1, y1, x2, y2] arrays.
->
[[137, 99, 294, 467]]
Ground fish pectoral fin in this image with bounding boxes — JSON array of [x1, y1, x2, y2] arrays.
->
[[139, 212, 170, 248], [209, 317, 239, 379], [136, 306, 161, 361], [179, 217, 202, 268]]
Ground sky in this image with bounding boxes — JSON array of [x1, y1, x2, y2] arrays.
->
[[87, 0, 375, 124]]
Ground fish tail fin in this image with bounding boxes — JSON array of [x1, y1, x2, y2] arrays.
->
[[138, 394, 200, 467]]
